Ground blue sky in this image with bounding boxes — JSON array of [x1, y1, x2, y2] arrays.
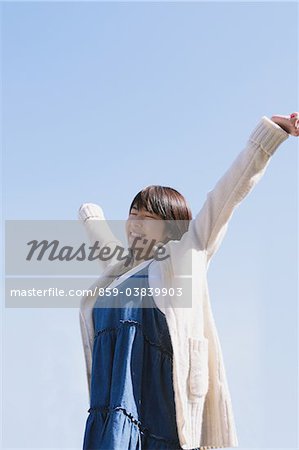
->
[[2, 1, 298, 449]]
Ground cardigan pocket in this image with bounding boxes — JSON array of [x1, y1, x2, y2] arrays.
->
[[188, 336, 209, 400]]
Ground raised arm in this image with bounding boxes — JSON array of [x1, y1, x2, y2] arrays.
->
[[78, 203, 124, 271], [171, 114, 298, 266]]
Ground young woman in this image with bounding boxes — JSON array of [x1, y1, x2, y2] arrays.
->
[[79, 113, 298, 450]]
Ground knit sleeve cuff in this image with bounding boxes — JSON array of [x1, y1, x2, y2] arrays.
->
[[248, 115, 289, 156], [78, 203, 105, 222]]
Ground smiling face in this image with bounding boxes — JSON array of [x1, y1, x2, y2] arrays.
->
[[125, 205, 167, 260], [125, 185, 192, 263]]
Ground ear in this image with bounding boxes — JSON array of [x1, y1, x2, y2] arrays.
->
[[163, 219, 177, 241]]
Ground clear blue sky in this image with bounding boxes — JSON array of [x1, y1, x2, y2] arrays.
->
[[2, 2, 298, 449]]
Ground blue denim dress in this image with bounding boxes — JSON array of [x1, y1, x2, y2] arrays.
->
[[82, 260, 199, 450]]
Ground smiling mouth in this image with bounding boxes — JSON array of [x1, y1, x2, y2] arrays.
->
[[129, 231, 146, 239]]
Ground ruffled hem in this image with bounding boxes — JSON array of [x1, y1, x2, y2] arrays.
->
[[94, 319, 173, 360], [83, 405, 187, 450]]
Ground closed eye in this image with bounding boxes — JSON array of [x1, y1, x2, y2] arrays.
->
[[129, 211, 157, 219]]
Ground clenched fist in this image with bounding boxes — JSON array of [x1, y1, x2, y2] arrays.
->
[[271, 112, 299, 137]]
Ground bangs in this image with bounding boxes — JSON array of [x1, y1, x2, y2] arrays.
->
[[129, 186, 168, 218]]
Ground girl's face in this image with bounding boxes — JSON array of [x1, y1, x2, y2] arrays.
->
[[125, 206, 167, 258]]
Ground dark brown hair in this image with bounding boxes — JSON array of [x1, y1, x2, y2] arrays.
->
[[128, 185, 192, 242]]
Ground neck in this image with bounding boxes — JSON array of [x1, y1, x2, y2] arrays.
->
[[127, 248, 154, 268]]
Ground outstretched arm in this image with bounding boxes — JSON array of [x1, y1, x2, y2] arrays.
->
[[170, 113, 298, 266], [78, 203, 124, 271]]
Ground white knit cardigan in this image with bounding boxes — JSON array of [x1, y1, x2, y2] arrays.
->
[[79, 116, 289, 449]]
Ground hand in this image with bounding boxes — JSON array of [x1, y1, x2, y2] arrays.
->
[[271, 112, 299, 136]]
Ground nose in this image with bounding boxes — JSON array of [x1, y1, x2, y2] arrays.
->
[[128, 214, 147, 235], [131, 218, 143, 230]]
